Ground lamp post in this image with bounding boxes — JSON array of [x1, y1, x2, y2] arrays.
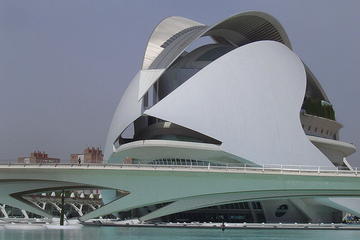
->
[[60, 189, 65, 226]]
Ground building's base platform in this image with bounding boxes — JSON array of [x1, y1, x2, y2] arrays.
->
[[83, 221, 360, 230]]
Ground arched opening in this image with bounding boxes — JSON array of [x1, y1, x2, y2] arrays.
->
[[114, 116, 221, 149]]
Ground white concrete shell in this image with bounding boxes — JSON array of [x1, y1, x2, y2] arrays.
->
[[143, 11, 292, 70], [145, 41, 331, 167], [105, 12, 296, 162], [104, 72, 142, 160], [142, 16, 205, 70], [132, 11, 294, 109]]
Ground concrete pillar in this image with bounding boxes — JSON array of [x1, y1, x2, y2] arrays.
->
[[0, 205, 8, 218], [21, 209, 29, 219]]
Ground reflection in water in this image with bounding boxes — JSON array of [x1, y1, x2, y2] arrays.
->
[[1, 226, 360, 240]]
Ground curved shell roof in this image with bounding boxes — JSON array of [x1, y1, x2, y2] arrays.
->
[[203, 11, 292, 49], [142, 16, 205, 69], [142, 11, 292, 70], [140, 11, 329, 105]]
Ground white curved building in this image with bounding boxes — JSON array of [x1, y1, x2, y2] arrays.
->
[[104, 11, 357, 223]]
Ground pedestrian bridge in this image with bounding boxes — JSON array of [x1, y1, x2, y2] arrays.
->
[[0, 163, 360, 221]]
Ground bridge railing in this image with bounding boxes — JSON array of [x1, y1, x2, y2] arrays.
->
[[0, 162, 358, 176]]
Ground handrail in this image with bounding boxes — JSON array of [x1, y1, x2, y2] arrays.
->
[[0, 162, 359, 177]]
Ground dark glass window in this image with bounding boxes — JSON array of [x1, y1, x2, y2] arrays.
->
[[275, 204, 288, 217]]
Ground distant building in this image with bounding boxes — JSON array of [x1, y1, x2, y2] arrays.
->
[[70, 147, 103, 164], [17, 151, 60, 164]]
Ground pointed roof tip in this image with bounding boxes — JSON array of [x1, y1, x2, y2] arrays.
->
[[142, 16, 206, 70]]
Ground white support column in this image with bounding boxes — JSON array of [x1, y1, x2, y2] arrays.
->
[[21, 209, 29, 219], [0, 205, 8, 218], [50, 202, 61, 213], [70, 203, 83, 216]]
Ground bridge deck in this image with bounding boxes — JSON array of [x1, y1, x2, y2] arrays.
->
[[0, 163, 358, 177], [1, 163, 360, 221]]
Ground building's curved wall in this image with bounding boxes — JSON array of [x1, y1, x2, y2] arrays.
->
[[106, 12, 354, 168], [103, 72, 142, 161], [145, 41, 332, 167]]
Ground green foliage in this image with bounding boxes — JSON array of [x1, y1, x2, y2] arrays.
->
[[302, 97, 335, 120]]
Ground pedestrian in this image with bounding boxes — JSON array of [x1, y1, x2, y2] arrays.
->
[[78, 157, 81, 165], [221, 221, 225, 231]]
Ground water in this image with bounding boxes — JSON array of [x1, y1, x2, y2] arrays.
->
[[1, 226, 360, 240]]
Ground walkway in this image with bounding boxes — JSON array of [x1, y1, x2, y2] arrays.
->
[[0, 163, 360, 221]]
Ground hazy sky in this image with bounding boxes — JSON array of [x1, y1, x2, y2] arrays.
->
[[0, 0, 359, 166]]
